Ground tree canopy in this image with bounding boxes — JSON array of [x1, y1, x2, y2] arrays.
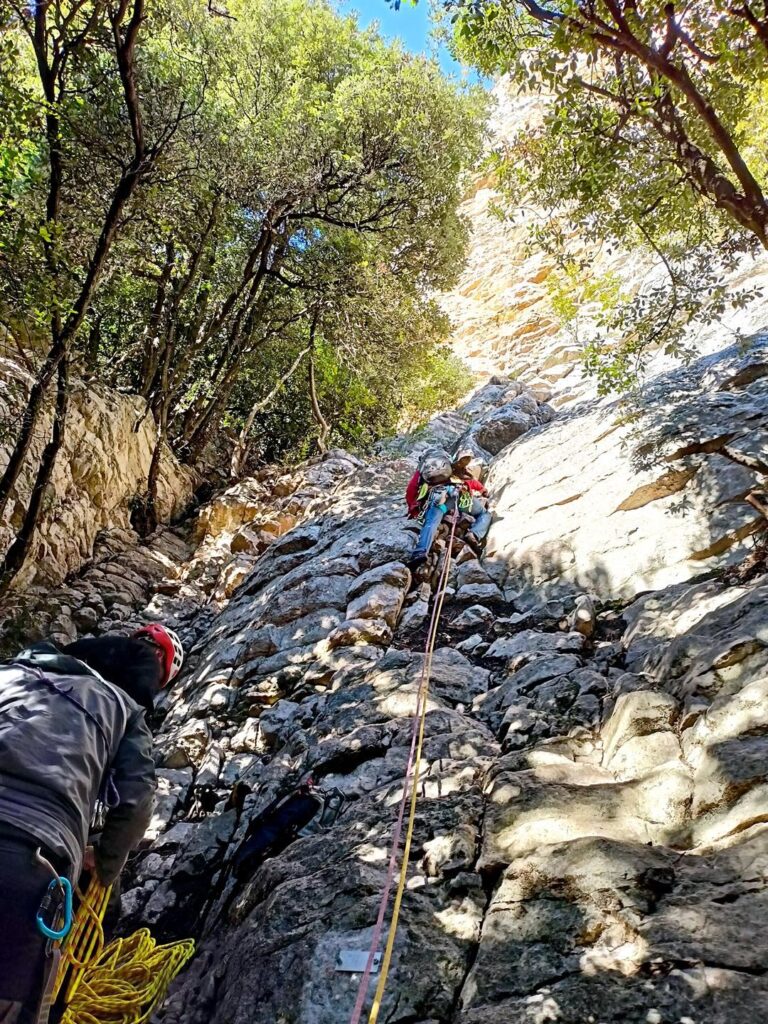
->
[[0, 0, 485, 582], [431, 0, 768, 390]]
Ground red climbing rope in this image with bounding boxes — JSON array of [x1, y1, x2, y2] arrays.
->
[[349, 513, 460, 1024]]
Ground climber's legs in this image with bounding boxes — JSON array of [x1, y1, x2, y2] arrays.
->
[[410, 504, 445, 564], [0, 827, 58, 1024], [465, 498, 492, 553]]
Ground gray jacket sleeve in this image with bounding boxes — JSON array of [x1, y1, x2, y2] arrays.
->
[[95, 709, 156, 885]]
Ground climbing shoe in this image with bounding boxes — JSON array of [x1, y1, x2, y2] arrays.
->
[[407, 552, 428, 571]]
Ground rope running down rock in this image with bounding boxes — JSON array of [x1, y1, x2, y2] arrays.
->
[[350, 512, 460, 1024]]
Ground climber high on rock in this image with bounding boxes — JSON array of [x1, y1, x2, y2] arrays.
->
[[405, 447, 492, 570], [0, 623, 183, 1024]]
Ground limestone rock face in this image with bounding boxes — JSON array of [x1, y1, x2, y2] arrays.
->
[[6, 251, 768, 1023], [0, 360, 194, 591], [485, 342, 768, 597], [29, 337, 747, 1024], [440, 79, 768, 407]]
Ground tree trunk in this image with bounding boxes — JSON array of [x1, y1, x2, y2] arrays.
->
[[141, 315, 179, 535], [0, 0, 163, 579], [0, 157, 146, 524], [182, 308, 266, 456], [308, 317, 330, 454], [657, 57, 767, 224], [0, 339, 66, 520], [183, 369, 236, 462], [654, 94, 768, 245], [139, 241, 175, 397], [84, 312, 102, 377], [309, 353, 330, 454], [534, 0, 768, 248], [196, 211, 284, 356], [230, 345, 311, 479], [0, 356, 69, 588], [143, 408, 168, 537]]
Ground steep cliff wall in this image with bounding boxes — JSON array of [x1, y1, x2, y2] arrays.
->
[[441, 81, 768, 408], [48, 341, 764, 1024], [0, 356, 195, 592]]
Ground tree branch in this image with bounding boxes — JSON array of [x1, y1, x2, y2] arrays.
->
[[230, 345, 311, 478]]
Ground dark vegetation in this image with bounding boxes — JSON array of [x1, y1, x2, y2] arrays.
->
[[0, 0, 486, 584]]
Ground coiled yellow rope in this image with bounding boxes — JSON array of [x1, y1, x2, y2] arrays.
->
[[53, 876, 195, 1024]]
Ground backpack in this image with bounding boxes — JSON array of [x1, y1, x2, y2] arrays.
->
[[232, 787, 322, 880], [418, 448, 453, 485]]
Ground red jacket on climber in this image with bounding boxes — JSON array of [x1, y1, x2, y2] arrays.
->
[[405, 448, 493, 568], [405, 471, 485, 518]]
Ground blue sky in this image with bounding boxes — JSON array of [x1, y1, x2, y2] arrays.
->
[[344, 0, 477, 80]]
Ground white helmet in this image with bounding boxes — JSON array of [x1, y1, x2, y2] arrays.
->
[[418, 448, 453, 485]]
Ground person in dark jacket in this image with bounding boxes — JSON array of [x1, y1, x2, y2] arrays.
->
[[0, 624, 183, 1024], [64, 626, 184, 943], [64, 624, 184, 715]]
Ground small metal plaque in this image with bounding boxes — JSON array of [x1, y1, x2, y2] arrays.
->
[[335, 950, 382, 974]]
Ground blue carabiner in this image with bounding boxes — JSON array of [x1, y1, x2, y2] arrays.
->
[[36, 876, 73, 941]]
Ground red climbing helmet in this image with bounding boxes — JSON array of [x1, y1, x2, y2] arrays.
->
[[133, 623, 184, 687]]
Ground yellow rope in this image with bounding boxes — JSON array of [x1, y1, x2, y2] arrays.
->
[[59, 930, 195, 1024], [52, 876, 195, 1024], [367, 517, 458, 1024]]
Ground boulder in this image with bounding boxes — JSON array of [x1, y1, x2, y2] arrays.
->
[[346, 582, 407, 629], [327, 618, 393, 649], [484, 630, 585, 662], [346, 561, 411, 601], [473, 403, 535, 455], [398, 598, 430, 633], [456, 634, 487, 654], [452, 604, 495, 630], [455, 582, 504, 605]]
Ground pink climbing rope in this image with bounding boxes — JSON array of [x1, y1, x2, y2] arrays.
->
[[349, 514, 459, 1024]]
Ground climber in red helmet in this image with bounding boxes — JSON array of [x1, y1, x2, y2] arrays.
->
[[0, 623, 183, 1024], [64, 623, 184, 711]]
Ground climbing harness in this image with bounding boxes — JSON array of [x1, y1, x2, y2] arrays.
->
[[33, 849, 74, 1024], [349, 512, 460, 1024], [52, 876, 195, 1024], [416, 481, 472, 523]]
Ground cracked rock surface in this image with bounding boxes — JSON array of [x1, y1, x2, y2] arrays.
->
[[14, 348, 768, 1023]]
